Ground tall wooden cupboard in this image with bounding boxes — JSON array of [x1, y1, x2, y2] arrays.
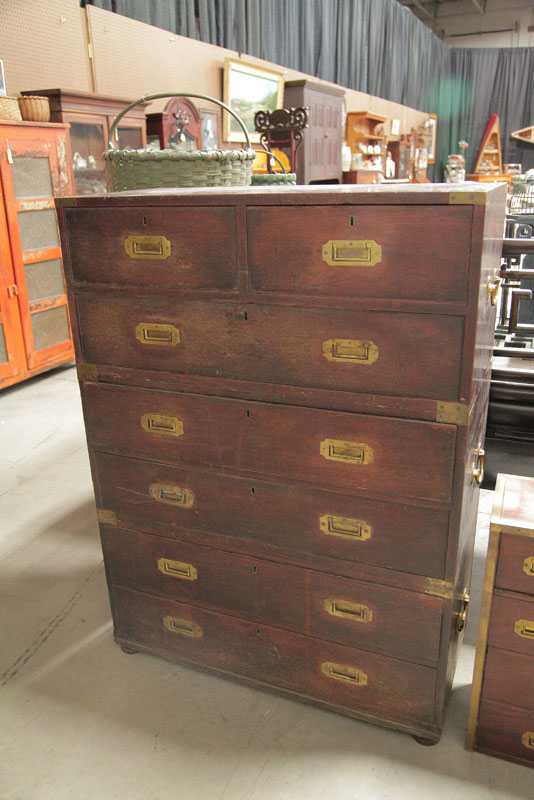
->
[[284, 80, 344, 184], [0, 121, 74, 390], [57, 183, 506, 744]]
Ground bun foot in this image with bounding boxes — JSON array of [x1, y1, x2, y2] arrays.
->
[[120, 645, 139, 654], [413, 735, 439, 746]]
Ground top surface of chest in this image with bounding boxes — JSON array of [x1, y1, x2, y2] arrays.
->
[[57, 184, 506, 306]]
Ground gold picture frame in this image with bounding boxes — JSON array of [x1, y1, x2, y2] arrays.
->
[[223, 58, 285, 143]]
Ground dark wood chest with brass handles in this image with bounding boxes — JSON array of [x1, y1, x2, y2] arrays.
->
[[56, 183, 507, 744], [467, 472, 534, 767]]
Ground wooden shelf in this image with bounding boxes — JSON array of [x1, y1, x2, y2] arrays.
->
[[346, 111, 388, 175]]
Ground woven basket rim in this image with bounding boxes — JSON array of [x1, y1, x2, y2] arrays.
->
[[104, 147, 255, 163]]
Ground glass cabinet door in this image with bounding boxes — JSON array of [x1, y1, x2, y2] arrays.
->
[[0, 183, 25, 385], [3, 136, 73, 371], [69, 119, 108, 194], [117, 125, 143, 150]]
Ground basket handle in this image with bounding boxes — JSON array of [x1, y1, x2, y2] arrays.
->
[[259, 145, 288, 175], [107, 92, 253, 150]]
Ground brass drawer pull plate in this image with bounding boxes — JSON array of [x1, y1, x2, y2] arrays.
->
[[322, 239, 382, 267], [514, 619, 534, 639], [322, 339, 379, 365], [523, 732, 534, 750], [163, 615, 202, 637], [321, 661, 367, 686], [125, 235, 171, 259], [320, 439, 374, 465], [471, 445, 485, 485], [141, 413, 184, 437], [135, 323, 180, 345], [158, 557, 197, 580], [325, 598, 373, 623], [149, 483, 194, 507], [523, 556, 534, 576], [320, 514, 372, 541]]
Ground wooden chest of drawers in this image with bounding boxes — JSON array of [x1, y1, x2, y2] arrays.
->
[[56, 183, 506, 744], [467, 473, 534, 767]]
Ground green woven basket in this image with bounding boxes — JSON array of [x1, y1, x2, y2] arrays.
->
[[104, 92, 256, 191], [251, 171, 296, 185]]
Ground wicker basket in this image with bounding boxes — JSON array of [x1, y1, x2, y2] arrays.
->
[[0, 96, 22, 122], [104, 92, 257, 191], [18, 95, 50, 122]]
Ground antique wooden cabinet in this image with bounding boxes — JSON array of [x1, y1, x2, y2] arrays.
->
[[22, 90, 147, 195], [466, 473, 534, 767], [0, 120, 74, 390], [56, 183, 506, 744], [284, 80, 344, 184]]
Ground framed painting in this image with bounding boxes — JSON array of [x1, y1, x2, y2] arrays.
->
[[223, 58, 284, 144], [427, 114, 438, 164], [200, 108, 221, 150]]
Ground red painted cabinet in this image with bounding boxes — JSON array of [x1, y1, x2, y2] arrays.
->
[[0, 120, 74, 390]]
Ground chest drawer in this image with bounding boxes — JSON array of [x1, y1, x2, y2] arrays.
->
[[112, 585, 437, 728], [247, 205, 472, 302], [63, 206, 237, 290], [96, 453, 450, 579], [84, 383, 456, 503], [482, 647, 534, 711], [102, 526, 443, 664], [76, 294, 463, 401], [488, 593, 534, 657], [496, 534, 534, 596], [477, 700, 534, 767]]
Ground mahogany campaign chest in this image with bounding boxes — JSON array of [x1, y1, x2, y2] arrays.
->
[[56, 183, 506, 744], [466, 473, 534, 767]]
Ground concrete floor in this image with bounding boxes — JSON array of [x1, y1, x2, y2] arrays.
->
[[0, 364, 532, 799]]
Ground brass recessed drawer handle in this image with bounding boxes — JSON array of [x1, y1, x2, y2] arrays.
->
[[158, 557, 197, 580], [523, 732, 534, 750], [135, 322, 180, 345], [487, 272, 501, 306], [523, 556, 534, 576], [319, 514, 372, 541], [322, 339, 379, 365], [149, 483, 194, 507], [471, 445, 485, 485], [163, 615, 202, 637], [324, 598, 373, 623], [141, 413, 184, 437], [322, 239, 382, 267], [125, 235, 171, 259], [320, 439, 374, 465], [514, 619, 534, 639], [320, 661, 367, 686]]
